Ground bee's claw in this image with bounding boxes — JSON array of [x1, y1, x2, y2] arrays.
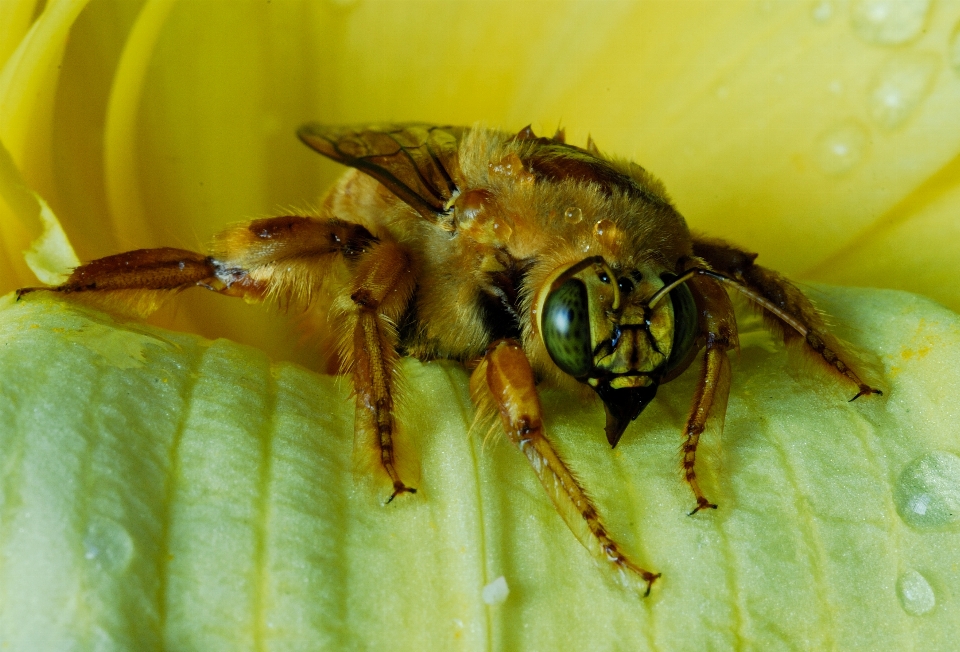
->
[[849, 385, 883, 402], [688, 500, 718, 516], [643, 572, 662, 597], [385, 482, 417, 504]]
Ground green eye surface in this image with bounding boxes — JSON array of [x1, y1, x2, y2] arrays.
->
[[542, 279, 592, 377], [663, 278, 698, 378]]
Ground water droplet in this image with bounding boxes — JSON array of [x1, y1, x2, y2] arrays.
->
[[84, 517, 134, 572], [894, 451, 960, 530], [811, 1, 833, 23], [950, 22, 960, 76], [594, 219, 623, 253], [815, 120, 869, 175], [850, 0, 930, 45], [867, 52, 939, 131], [564, 207, 583, 224], [492, 216, 514, 243], [482, 575, 510, 605], [594, 219, 613, 237], [715, 85, 730, 100], [897, 569, 936, 616], [828, 80, 844, 95]]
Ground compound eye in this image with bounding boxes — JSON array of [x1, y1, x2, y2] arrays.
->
[[661, 275, 699, 379], [542, 278, 593, 378]]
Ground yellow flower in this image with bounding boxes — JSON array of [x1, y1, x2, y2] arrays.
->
[[2, 1, 960, 649]]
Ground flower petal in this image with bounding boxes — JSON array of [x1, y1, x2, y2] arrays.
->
[[2, 287, 959, 648]]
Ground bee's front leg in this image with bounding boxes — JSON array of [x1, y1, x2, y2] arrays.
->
[[682, 275, 738, 515], [338, 240, 418, 503], [472, 339, 660, 596], [692, 237, 882, 400]]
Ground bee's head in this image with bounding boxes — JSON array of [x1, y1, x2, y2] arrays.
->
[[536, 256, 699, 447]]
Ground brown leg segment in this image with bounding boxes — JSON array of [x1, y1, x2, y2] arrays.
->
[[16, 216, 378, 311], [683, 275, 737, 515], [339, 240, 417, 503], [692, 236, 882, 400], [16, 248, 218, 296], [475, 339, 660, 596], [15, 248, 222, 318]]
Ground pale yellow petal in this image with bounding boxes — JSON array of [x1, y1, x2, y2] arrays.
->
[[0, 0, 90, 287], [2, 287, 959, 648]]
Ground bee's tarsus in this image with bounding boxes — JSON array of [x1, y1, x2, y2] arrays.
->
[[688, 501, 719, 517], [849, 385, 883, 402], [386, 483, 417, 504], [643, 573, 662, 598]]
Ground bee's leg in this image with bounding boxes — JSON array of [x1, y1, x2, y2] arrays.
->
[[16, 216, 377, 313], [16, 248, 218, 298], [682, 275, 737, 515], [472, 339, 660, 596], [338, 239, 417, 503], [692, 236, 882, 400]]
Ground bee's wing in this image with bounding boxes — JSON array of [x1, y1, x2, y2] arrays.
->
[[298, 123, 465, 222]]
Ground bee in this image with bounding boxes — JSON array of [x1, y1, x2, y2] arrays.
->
[[17, 123, 881, 596]]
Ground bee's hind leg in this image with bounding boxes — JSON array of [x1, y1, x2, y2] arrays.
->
[[682, 275, 738, 515], [16, 248, 218, 298], [472, 339, 660, 596], [15, 216, 380, 313], [338, 239, 418, 503]]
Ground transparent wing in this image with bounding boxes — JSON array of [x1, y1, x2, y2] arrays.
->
[[298, 123, 465, 222]]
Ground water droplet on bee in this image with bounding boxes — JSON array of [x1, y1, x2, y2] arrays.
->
[[850, 0, 930, 45], [815, 120, 868, 175], [893, 451, 960, 530], [594, 219, 613, 237], [897, 569, 936, 616], [867, 52, 939, 130], [493, 217, 514, 242], [593, 219, 622, 250], [564, 207, 583, 224]]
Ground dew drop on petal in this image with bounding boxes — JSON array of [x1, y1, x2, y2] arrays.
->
[[564, 206, 583, 224], [84, 517, 134, 572], [811, 1, 833, 23], [894, 451, 960, 530], [897, 569, 936, 616], [815, 120, 869, 175], [867, 52, 939, 131], [482, 576, 510, 605], [850, 0, 930, 45]]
